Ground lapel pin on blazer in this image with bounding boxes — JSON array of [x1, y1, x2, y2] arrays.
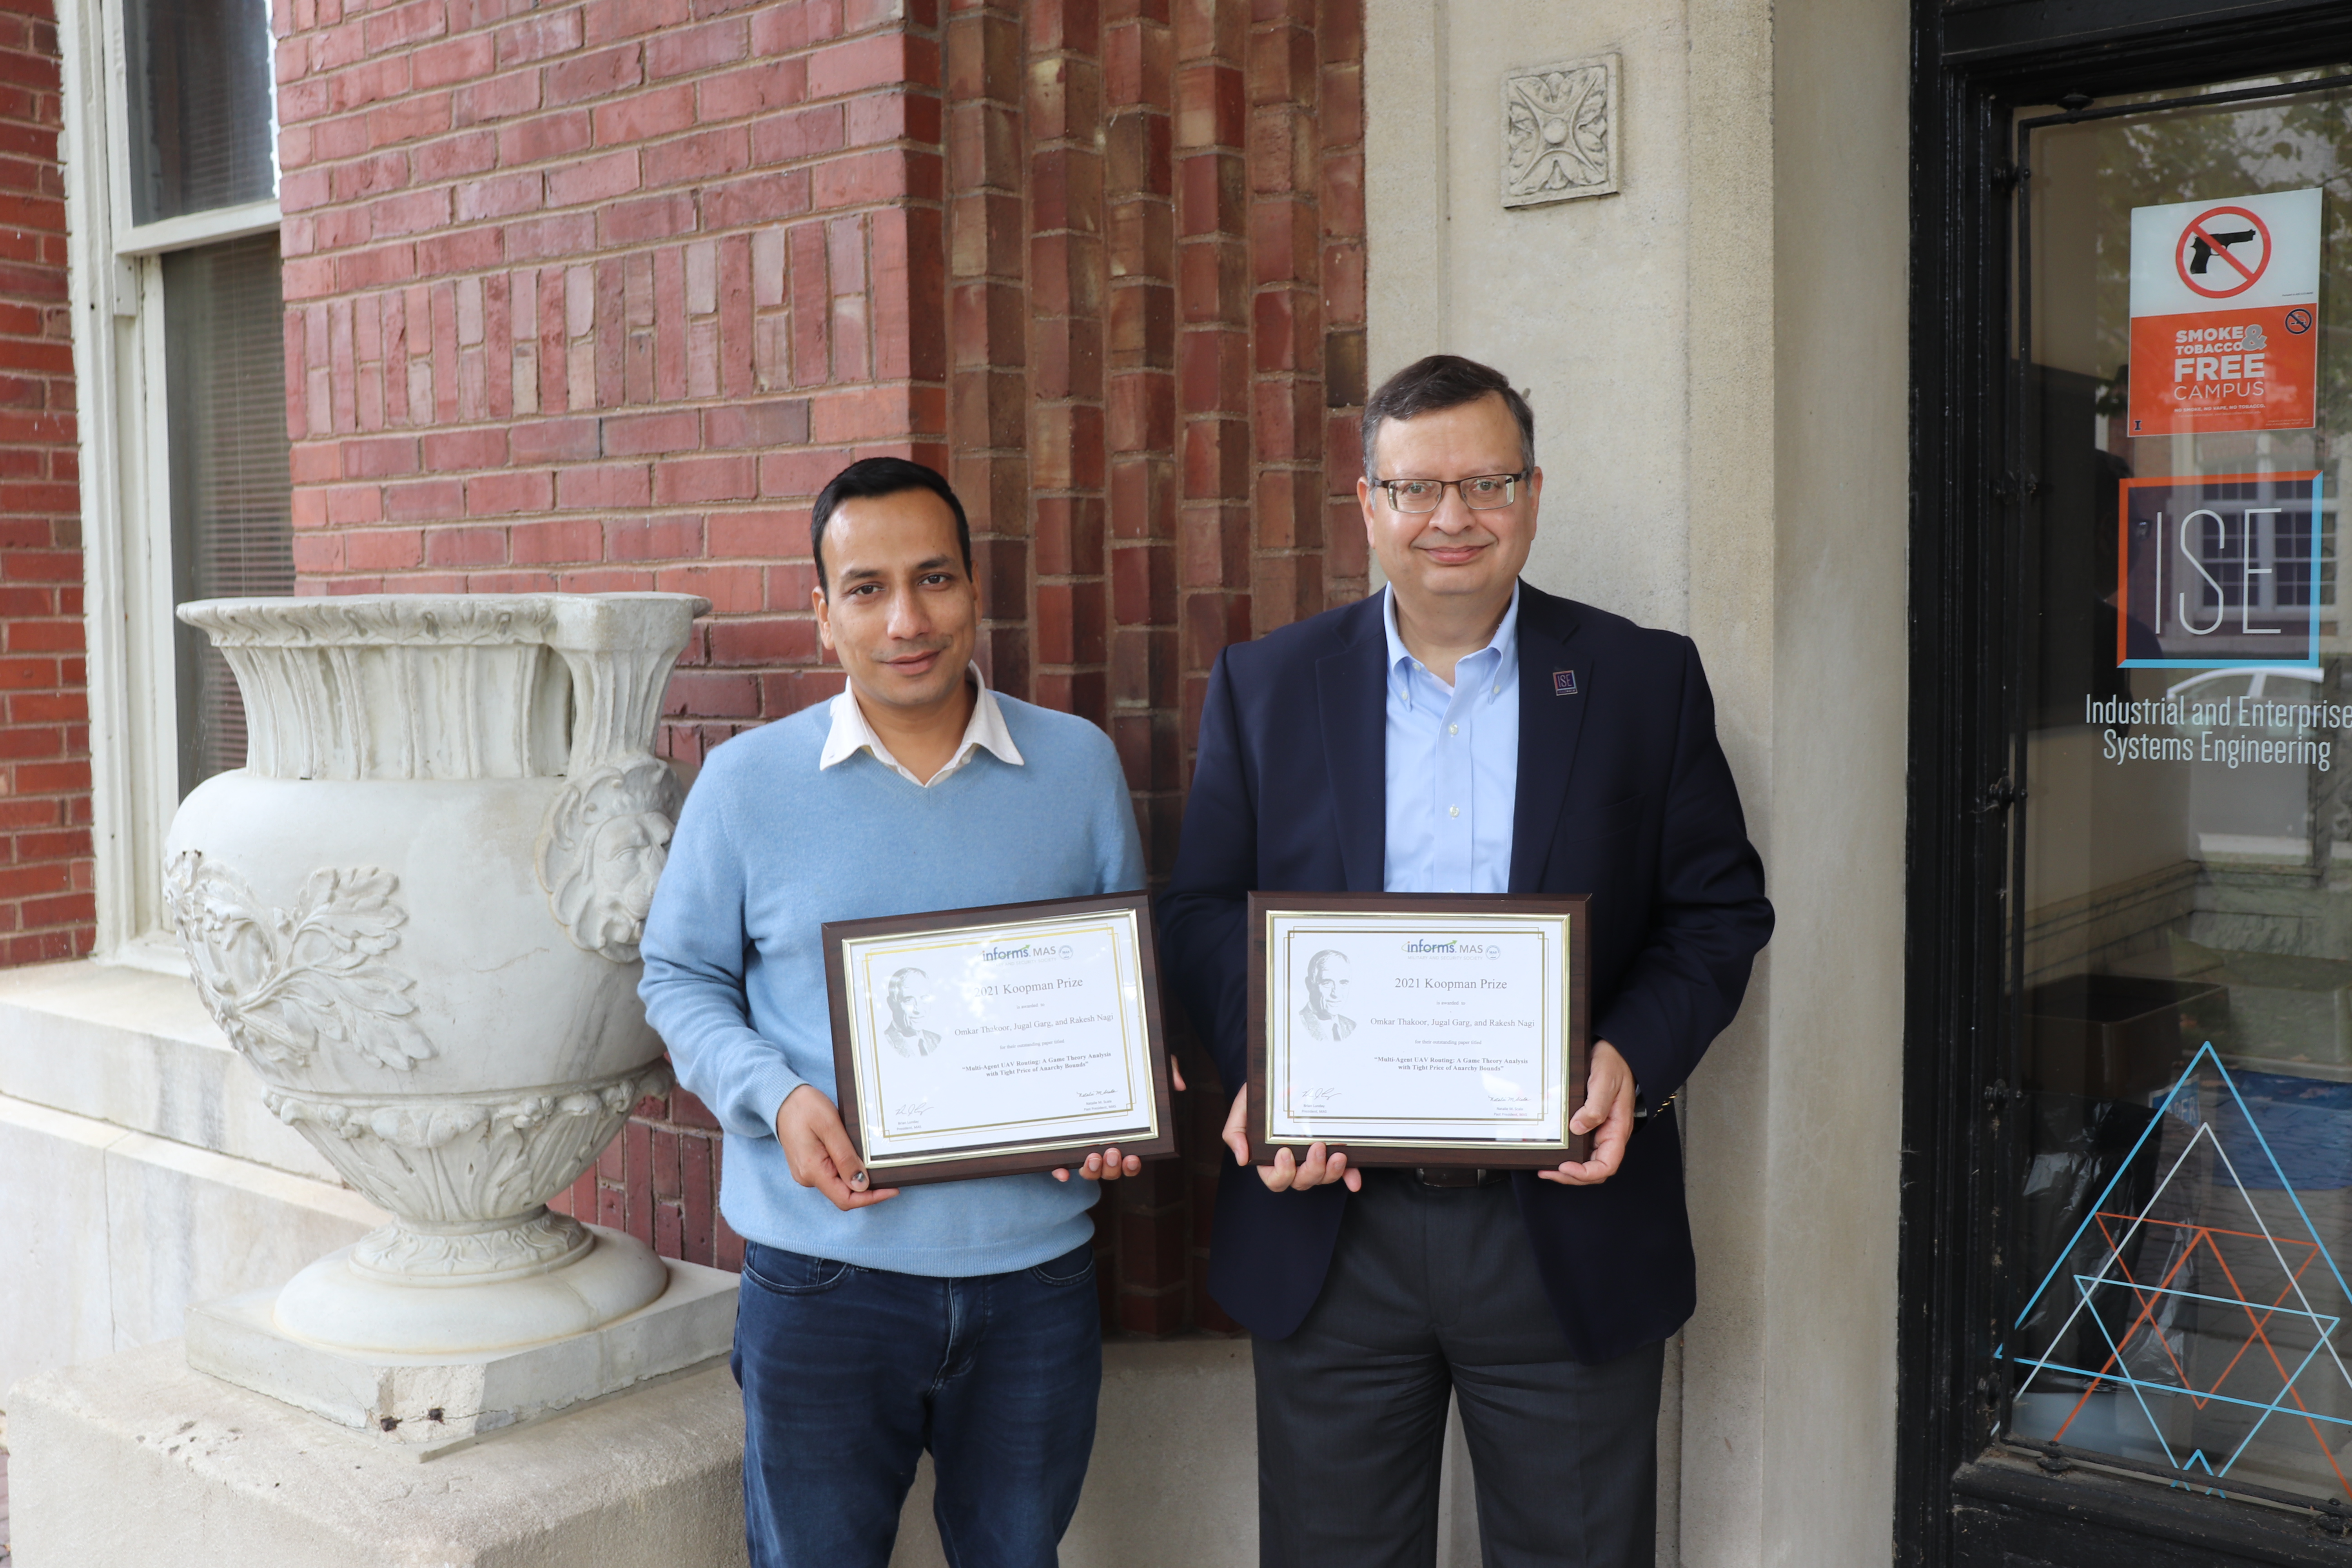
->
[[1553, 670, 1579, 696]]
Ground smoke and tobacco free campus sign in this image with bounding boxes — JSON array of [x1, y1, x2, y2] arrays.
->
[[2127, 187, 2322, 438]]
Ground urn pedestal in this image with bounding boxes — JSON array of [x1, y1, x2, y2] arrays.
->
[[160, 593, 737, 1454]]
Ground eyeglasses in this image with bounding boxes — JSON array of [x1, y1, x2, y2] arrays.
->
[[1374, 472, 1528, 514]]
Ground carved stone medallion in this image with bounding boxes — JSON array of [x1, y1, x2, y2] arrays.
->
[[164, 850, 436, 1074], [1503, 55, 1620, 208]]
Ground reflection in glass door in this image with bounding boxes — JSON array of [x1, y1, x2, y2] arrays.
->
[[2007, 77, 2352, 1509]]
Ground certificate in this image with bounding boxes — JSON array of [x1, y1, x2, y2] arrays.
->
[[1246, 893, 1591, 1167], [823, 893, 1176, 1184]]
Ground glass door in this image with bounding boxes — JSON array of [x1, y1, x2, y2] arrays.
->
[[2005, 73, 2352, 1511]]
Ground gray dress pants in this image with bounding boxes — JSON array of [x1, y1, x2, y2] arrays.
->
[[1251, 1171, 1664, 1568]]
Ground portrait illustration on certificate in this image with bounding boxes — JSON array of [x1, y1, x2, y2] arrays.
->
[[1249, 894, 1590, 1166], [1296, 949, 1358, 1041], [880, 967, 945, 1057], [824, 894, 1176, 1183]]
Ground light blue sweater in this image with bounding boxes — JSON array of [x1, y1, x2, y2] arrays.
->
[[638, 694, 1146, 1277]]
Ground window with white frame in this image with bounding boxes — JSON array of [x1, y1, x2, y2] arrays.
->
[[60, 0, 290, 961]]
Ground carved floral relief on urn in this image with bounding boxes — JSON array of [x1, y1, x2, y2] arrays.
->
[[164, 592, 709, 1356]]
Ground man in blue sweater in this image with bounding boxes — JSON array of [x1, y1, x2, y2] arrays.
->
[[639, 458, 1149, 1568]]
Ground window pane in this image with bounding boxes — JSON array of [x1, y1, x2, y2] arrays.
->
[[2009, 80, 2352, 1508], [125, 0, 276, 224], [166, 235, 292, 798]]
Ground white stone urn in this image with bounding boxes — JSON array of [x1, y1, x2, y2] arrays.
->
[[163, 592, 709, 1356]]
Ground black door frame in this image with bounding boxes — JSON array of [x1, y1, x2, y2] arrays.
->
[[1903, 3, 2352, 1565]]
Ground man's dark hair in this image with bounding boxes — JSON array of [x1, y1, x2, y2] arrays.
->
[[810, 457, 973, 593], [1359, 354, 1535, 483]]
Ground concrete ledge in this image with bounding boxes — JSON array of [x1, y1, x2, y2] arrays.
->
[[9, 1336, 1263, 1568], [8, 1341, 747, 1568], [14, 1331, 1464, 1568], [0, 958, 338, 1183], [0, 1093, 385, 1401]]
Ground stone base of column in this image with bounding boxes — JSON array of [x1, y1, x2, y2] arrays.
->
[[5, 1338, 748, 1568], [183, 1243, 737, 1459]]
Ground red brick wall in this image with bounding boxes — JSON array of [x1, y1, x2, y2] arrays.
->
[[275, 0, 948, 752], [937, 0, 1366, 1334], [0, 0, 87, 969], [274, 0, 1368, 1330]]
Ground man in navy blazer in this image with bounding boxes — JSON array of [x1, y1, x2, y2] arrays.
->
[[1160, 355, 1771, 1568]]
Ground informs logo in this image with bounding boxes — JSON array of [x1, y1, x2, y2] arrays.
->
[[1402, 937, 1497, 958], [980, 942, 1072, 962]]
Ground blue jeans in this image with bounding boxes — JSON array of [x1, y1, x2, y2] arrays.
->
[[732, 1239, 1103, 1568]]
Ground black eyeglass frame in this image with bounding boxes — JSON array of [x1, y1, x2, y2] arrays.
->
[[1372, 470, 1531, 514]]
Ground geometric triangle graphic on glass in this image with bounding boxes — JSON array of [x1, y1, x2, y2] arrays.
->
[[2009, 1042, 2352, 1501]]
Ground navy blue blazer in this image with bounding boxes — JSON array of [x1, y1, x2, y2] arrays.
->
[[1158, 583, 1773, 1361]]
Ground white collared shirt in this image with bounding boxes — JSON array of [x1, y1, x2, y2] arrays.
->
[[817, 663, 1025, 788]]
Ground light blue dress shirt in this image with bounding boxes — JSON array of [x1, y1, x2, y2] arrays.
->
[[1381, 583, 1520, 894]]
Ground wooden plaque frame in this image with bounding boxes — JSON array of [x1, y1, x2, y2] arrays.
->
[[823, 892, 1177, 1185], [1245, 891, 1592, 1169]]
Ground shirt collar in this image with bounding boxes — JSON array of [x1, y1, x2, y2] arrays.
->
[[818, 663, 1024, 786], [1381, 582, 1521, 693]]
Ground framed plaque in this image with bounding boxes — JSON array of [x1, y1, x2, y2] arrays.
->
[[822, 893, 1176, 1185], [1246, 892, 1591, 1168]]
